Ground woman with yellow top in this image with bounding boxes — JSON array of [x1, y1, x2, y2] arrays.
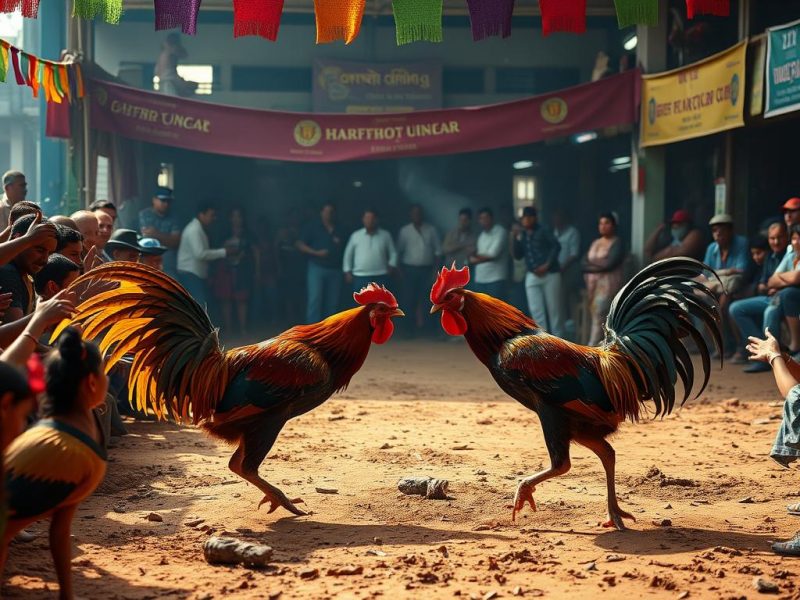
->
[[1, 328, 108, 599]]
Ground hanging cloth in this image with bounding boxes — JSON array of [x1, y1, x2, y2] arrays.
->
[[154, 0, 202, 35], [392, 0, 443, 45], [685, 0, 729, 19], [465, 0, 514, 41], [73, 0, 123, 24], [613, 0, 658, 27], [0, 0, 40, 19], [233, 0, 285, 40], [313, 0, 366, 44], [539, 0, 586, 36], [0, 45, 7, 83]]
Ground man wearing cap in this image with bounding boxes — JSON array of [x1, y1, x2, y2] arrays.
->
[[139, 237, 168, 271], [644, 209, 705, 263], [106, 229, 142, 263], [702, 214, 751, 357], [512, 206, 564, 337], [139, 187, 181, 277]]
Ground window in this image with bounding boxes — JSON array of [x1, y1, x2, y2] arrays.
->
[[154, 65, 215, 95], [157, 163, 174, 189], [96, 156, 110, 202], [513, 176, 537, 217], [231, 66, 312, 92]]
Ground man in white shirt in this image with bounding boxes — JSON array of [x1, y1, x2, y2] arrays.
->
[[177, 202, 231, 309], [343, 208, 397, 293], [469, 207, 508, 299], [397, 204, 441, 336], [0, 170, 27, 230]]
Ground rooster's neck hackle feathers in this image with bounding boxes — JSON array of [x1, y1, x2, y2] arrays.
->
[[280, 306, 374, 391], [461, 291, 537, 364]]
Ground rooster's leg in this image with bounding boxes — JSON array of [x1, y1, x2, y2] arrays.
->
[[576, 436, 635, 530], [513, 412, 572, 521], [228, 425, 307, 517]]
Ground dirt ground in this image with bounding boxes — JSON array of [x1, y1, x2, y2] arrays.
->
[[5, 339, 800, 599]]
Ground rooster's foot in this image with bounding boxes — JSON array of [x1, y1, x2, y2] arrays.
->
[[602, 508, 636, 531], [511, 481, 537, 522], [257, 488, 307, 516]]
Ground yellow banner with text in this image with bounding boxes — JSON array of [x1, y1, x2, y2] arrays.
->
[[641, 41, 746, 147]]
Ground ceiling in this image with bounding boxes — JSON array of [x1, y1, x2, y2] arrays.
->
[[123, 0, 617, 17]]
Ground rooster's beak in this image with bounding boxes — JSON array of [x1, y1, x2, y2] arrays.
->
[[392, 308, 405, 317], [430, 304, 442, 314]]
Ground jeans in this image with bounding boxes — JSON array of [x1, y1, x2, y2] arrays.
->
[[306, 263, 343, 323], [352, 274, 391, 296], [177, 271, 209, 311], [472, 280, 506, 301], [730, 295, 771, 353], [525, 271, 564, 337], [763, 287, 800, 344]]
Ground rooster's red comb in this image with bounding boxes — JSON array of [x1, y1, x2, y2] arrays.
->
[[430, 263, 470, 304], [354, 283, 398, 308]]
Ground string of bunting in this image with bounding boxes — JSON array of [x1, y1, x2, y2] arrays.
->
[[0, 0, 731, 44], [0, 38, 85, 104]]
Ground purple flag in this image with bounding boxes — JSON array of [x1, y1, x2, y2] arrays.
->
[[465, 0, 515, 41], [154, 0, 202, 35]]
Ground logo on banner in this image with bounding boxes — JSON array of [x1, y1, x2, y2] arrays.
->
[[294, 120, 322, 147], [731, 74, 740, 106], [95, 87, 108, 107], [648, 97, 657, 124], [541, 98, 568, 124]]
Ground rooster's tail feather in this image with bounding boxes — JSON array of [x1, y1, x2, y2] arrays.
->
[[54, 262, 229, 423], [604, 257, 722, 418]]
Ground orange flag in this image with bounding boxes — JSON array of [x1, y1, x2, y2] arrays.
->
[[313, 0, 365, 44]]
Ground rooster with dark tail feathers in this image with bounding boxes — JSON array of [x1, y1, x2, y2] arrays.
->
[[54, 263, 404, 516], [430, 258, 722, 530]]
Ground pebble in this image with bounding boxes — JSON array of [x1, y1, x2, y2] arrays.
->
[[677, 592, 690, 600], [397, 476, 449, 499], [663, 503, 672, 509], [753, 577, 779, 593], [738, 496, 755, 504], [203, 537, 273, 568], [112, 503, 127, 514], [583, 561, 597, 571], [326, 565, 363, 576], [146, 512, 163, 522], [328, 415, 346, 421], [315, 487, 339, 495], [653, 518, 672, 527], [379, 443, 392, 449], [298, 567, 319, 580], [185, 518, 205, 527], [606, 554, 625, 563]]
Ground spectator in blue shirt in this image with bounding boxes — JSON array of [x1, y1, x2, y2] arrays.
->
[[730, 222, 788, 372], [702, 214, 752, 358], [138, 187, 181, 277]]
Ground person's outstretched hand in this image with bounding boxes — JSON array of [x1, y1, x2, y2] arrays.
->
[[747, 328, 781, 363], [22, 211, 57, 247], [29, 289, 76, 337]]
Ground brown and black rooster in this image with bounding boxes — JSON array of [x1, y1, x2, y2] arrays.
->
[[429, 258, 721, 529], [54, 263, 404, 516]]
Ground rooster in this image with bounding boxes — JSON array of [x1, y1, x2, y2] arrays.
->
[[429, 258, 721, 529], [54, 263, 404, 516]]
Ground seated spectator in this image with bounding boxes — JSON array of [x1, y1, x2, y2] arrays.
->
[[106, 229, 142, 263], [701, 214, 751, 357], [730, 222, 788, 371], [34, 254, 81, 300], [0, 214, 58, 323], [54, 224, 84, 267], [745, 235, 770, 296], [644, 209, 705, 263], [746, 329, 800, 555], [0, 328, 108, 599], [761, 225, 800, 361], [582, 213, 625, 346], [139, 237, 167, 271]]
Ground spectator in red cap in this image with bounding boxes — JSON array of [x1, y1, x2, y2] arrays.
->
[[643, 209, 705, 263], [783, 198, 800, 232]]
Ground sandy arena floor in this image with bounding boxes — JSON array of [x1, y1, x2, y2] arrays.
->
[[4, 339, 800, 599]]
